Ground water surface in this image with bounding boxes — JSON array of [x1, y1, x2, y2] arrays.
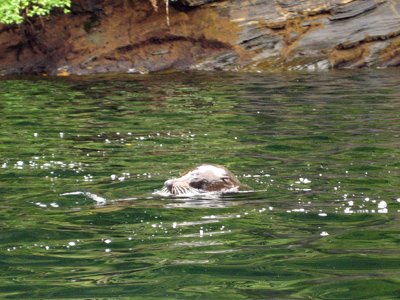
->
[[1, 70, 400, 299]]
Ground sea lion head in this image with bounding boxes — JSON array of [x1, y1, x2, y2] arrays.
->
[[163, 164, 245, 196]]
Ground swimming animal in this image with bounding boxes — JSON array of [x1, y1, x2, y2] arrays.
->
[[163, 164, 246, 195]]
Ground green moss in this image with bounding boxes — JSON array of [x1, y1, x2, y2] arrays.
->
[[0, 0, 71, 25]]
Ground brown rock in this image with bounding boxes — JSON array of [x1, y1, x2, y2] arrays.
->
[[0, 0, 399, 75]]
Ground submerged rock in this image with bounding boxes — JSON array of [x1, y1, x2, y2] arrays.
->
[[0, 0, 399, 75]]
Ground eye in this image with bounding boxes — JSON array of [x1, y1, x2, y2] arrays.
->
[[189, 178, 207, 189], [198, 179, 209, 189]]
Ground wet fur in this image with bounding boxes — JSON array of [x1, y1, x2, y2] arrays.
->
[[163, 164, 245, 196]]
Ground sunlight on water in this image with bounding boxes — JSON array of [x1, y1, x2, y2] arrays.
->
[[1, 70, 400, 299]]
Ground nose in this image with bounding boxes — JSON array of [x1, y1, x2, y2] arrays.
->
[[164, 179, 175, 191]]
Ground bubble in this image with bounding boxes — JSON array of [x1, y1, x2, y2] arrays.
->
[[344, 207, 353, 214], [299, 178, 311, 184], [378, 201, 387, 209]]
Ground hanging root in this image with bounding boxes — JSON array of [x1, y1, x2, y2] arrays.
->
[[149, 0, 158, 11], [147, 0, 170, 26], [165, 0, 170, 26]]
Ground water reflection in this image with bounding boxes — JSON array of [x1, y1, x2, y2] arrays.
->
[[162, 194, 238, 208], [1, 70, 400, 299]]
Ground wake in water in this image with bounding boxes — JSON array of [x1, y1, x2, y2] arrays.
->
[[59, 191, 107, 205]]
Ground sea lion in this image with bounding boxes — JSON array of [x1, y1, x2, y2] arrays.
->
[[163, 164, 246, 195]]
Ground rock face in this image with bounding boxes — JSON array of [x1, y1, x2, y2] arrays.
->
[[0, 0, 399, 75]]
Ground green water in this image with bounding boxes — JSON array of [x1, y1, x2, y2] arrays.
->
[[1, 70, 400, 299]]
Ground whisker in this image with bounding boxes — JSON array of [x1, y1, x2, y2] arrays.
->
[[157, 182, 207, 196], [180, 186, 187, 194], [173, 186, 178, 195], [187, 186, 199, 194], [175, 186, 182, 195], [177, 186, 185, 195]]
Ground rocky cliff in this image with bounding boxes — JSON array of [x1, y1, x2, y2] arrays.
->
[[0, 0, 399, 75]]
